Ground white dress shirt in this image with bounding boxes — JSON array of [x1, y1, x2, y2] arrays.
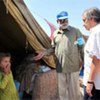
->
[[83, 24, 100, 89]]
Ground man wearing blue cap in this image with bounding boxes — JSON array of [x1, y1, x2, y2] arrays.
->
[[34, 11, 84, 100]]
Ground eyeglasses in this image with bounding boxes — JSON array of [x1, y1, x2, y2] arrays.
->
[[58, 18, 68, 24], [83, 18, 86, 22], [83, 17, 89, 22]]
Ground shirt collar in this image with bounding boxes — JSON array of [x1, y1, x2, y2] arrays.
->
[[90, 24, 100, 33], [57, 25, 71, 34], [66, 25, 71, 31]]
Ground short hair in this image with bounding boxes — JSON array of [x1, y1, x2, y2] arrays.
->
[[82, 7, 100, 23], [0, 53, 11, 62]]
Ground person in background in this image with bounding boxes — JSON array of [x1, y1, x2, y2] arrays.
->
[[82, 7, 100, 100], [0, 53, 19, 100], [34, 11, 84, 100]]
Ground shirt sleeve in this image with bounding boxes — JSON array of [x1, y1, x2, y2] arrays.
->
[[0, 73, 9, 89], [87, 32, 100, 59], [76, 29, 85, 62], [96, 32, 100, 59]]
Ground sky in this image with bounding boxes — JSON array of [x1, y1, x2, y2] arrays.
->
[[24, 0, 100, 36]]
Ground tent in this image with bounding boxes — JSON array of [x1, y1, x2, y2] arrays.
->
[[0, 1, 58, 99], [0, 0, 56, 68]]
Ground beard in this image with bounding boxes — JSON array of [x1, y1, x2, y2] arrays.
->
[[59, 23, 68, 29]]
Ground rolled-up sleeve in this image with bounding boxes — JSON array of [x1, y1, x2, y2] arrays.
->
[[87, 32, 100, 59]]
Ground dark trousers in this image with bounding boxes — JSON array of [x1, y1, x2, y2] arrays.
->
[[84, 85, 100, 100]]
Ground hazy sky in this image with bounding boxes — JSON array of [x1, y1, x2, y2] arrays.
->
[[24, 0, 100, 36]]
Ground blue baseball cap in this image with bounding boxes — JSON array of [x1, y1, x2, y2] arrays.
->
[[57, 11, 68, 20]]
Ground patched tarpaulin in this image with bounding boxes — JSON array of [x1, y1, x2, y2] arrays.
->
[[0, 0, 56, 68]]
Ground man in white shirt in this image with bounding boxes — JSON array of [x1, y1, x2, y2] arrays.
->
[[82, 7, 100, 100]]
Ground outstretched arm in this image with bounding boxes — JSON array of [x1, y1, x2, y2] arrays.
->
[[33, 47, 55, 61]]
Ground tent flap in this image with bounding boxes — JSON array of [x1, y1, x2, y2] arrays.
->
[[3, 0, 56, 68]]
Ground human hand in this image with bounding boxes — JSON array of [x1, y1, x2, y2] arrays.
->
[[33, 51, 45, 61], [86, 83, 93, 96]]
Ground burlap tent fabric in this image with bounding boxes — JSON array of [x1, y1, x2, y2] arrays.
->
[[3, 0, 56, 68], [32, 70, 59, 100]]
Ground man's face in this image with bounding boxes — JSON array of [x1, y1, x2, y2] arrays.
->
[[57, 18, 68, 29], [0, 57, 11, 69], [82, 15, 91, 31]]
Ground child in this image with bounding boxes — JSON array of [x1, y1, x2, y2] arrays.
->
[[0, 53, 19, 100]]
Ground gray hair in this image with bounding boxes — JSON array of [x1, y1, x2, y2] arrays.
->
[[83, 7, 100, 23]]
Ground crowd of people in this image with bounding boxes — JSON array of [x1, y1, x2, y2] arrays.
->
[[0, 7, 100, 100]]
